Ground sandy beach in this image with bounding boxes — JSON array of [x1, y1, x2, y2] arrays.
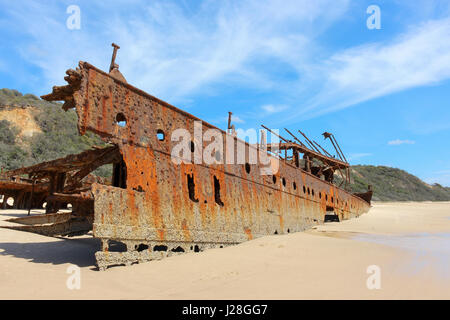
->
[[0, 202, 449, 300]]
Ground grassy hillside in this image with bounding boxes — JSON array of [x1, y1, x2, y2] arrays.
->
[[1, 88, 449, 201], [340, 165, 450, 201], [0, 88, 110, 176]]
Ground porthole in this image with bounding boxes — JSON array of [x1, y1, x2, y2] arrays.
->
[[245, 163, 251, 174], [303, 186, 306, 193], [272, 175, 277, 184], [293, 182, 297, 190], [156, 129, 165, 141], [6, 197, 14, 206], [307, 188, 310, 195], [319, 192, 322, 199], [282, 177, 286, 187], [115, 113, 127, 127], [190, 141, 195, 153], [312, 189, 315, 197]]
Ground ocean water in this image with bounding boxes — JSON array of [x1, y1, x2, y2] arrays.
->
[[353, 232, 450, 278]]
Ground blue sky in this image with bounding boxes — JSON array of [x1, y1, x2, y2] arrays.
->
[[1, 0, 450, 186]]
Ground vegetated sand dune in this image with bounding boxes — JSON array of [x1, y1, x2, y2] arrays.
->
[[0, 106, 42, 139], [0, 202, 449, 300]]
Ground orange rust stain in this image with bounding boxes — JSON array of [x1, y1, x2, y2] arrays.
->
[[180, 162, 189, 202], [244, 227, 253, 240], [81, 70, 95, 135], [171, 165, 182, 221], [279, 214, 284, 232], [300, 172, 306, 188], [122, 144, 164, 235], [274, 176, 283, 221], [145, 148, 163, 231], [249, 173, 258, 226], [208, 171, 217, 226], [159, 105, 168, 150], [124, 90, 132, 142], [99, 97, 106, 131], [187, 164, 207, 228], [101, 87, 112, 132], [126, 189, 138, 226], [181, 163, 195, 227], [240, 171, 250, 224], [181, 219, 191, 242], [157, 229, 165, 241]]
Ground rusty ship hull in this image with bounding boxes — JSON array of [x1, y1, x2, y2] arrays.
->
[[1, 61, 371, 270]]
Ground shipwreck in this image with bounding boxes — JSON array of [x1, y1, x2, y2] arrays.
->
[[0, 45, 372, 270]]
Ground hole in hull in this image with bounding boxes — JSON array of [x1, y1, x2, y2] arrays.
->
[[113, 159, 127, 189], [187, 174, 199, 203], [156, 129, 165, 141], [153, 245, 168, 252], [115, 113, 127, 127], [214, 176, 224, 207], [324, 206, 339, 222], [245, 163, 251, 174], [136, 244, 149, 252], [109, 240, 127, 252]]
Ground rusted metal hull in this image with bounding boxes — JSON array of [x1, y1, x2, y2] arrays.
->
[[0, 179, 48, 210], [37, 61, 372, 270]]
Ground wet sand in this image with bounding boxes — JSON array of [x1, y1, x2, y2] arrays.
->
[[0, 202, 449, 299]]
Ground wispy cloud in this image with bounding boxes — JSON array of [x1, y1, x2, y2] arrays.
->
[[347, 153, 372, 161], [210, 113, 245, 127], [3, 0, 450, 124], [388, 139, 415, 145], [297, 17, 450, 119], [230, 115, 245, 124], [261, 104, 289, 114], [1, 0, 350, 103]]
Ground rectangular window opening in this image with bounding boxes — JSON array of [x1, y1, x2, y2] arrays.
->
[[213, 175, 224, 207]]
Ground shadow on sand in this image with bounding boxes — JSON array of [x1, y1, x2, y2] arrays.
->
[[0, 236, 101, 268]]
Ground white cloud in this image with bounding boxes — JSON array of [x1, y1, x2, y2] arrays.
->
[[231, 115, 245, 124], [210, 114, 245, 127], [388, 139, 415, 145], [261, 104, 288, 114], [1, 0, 350, 103], [298, 17, 450, 119], [4, 0, 450, 125], [347, 153, 372, 161]]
